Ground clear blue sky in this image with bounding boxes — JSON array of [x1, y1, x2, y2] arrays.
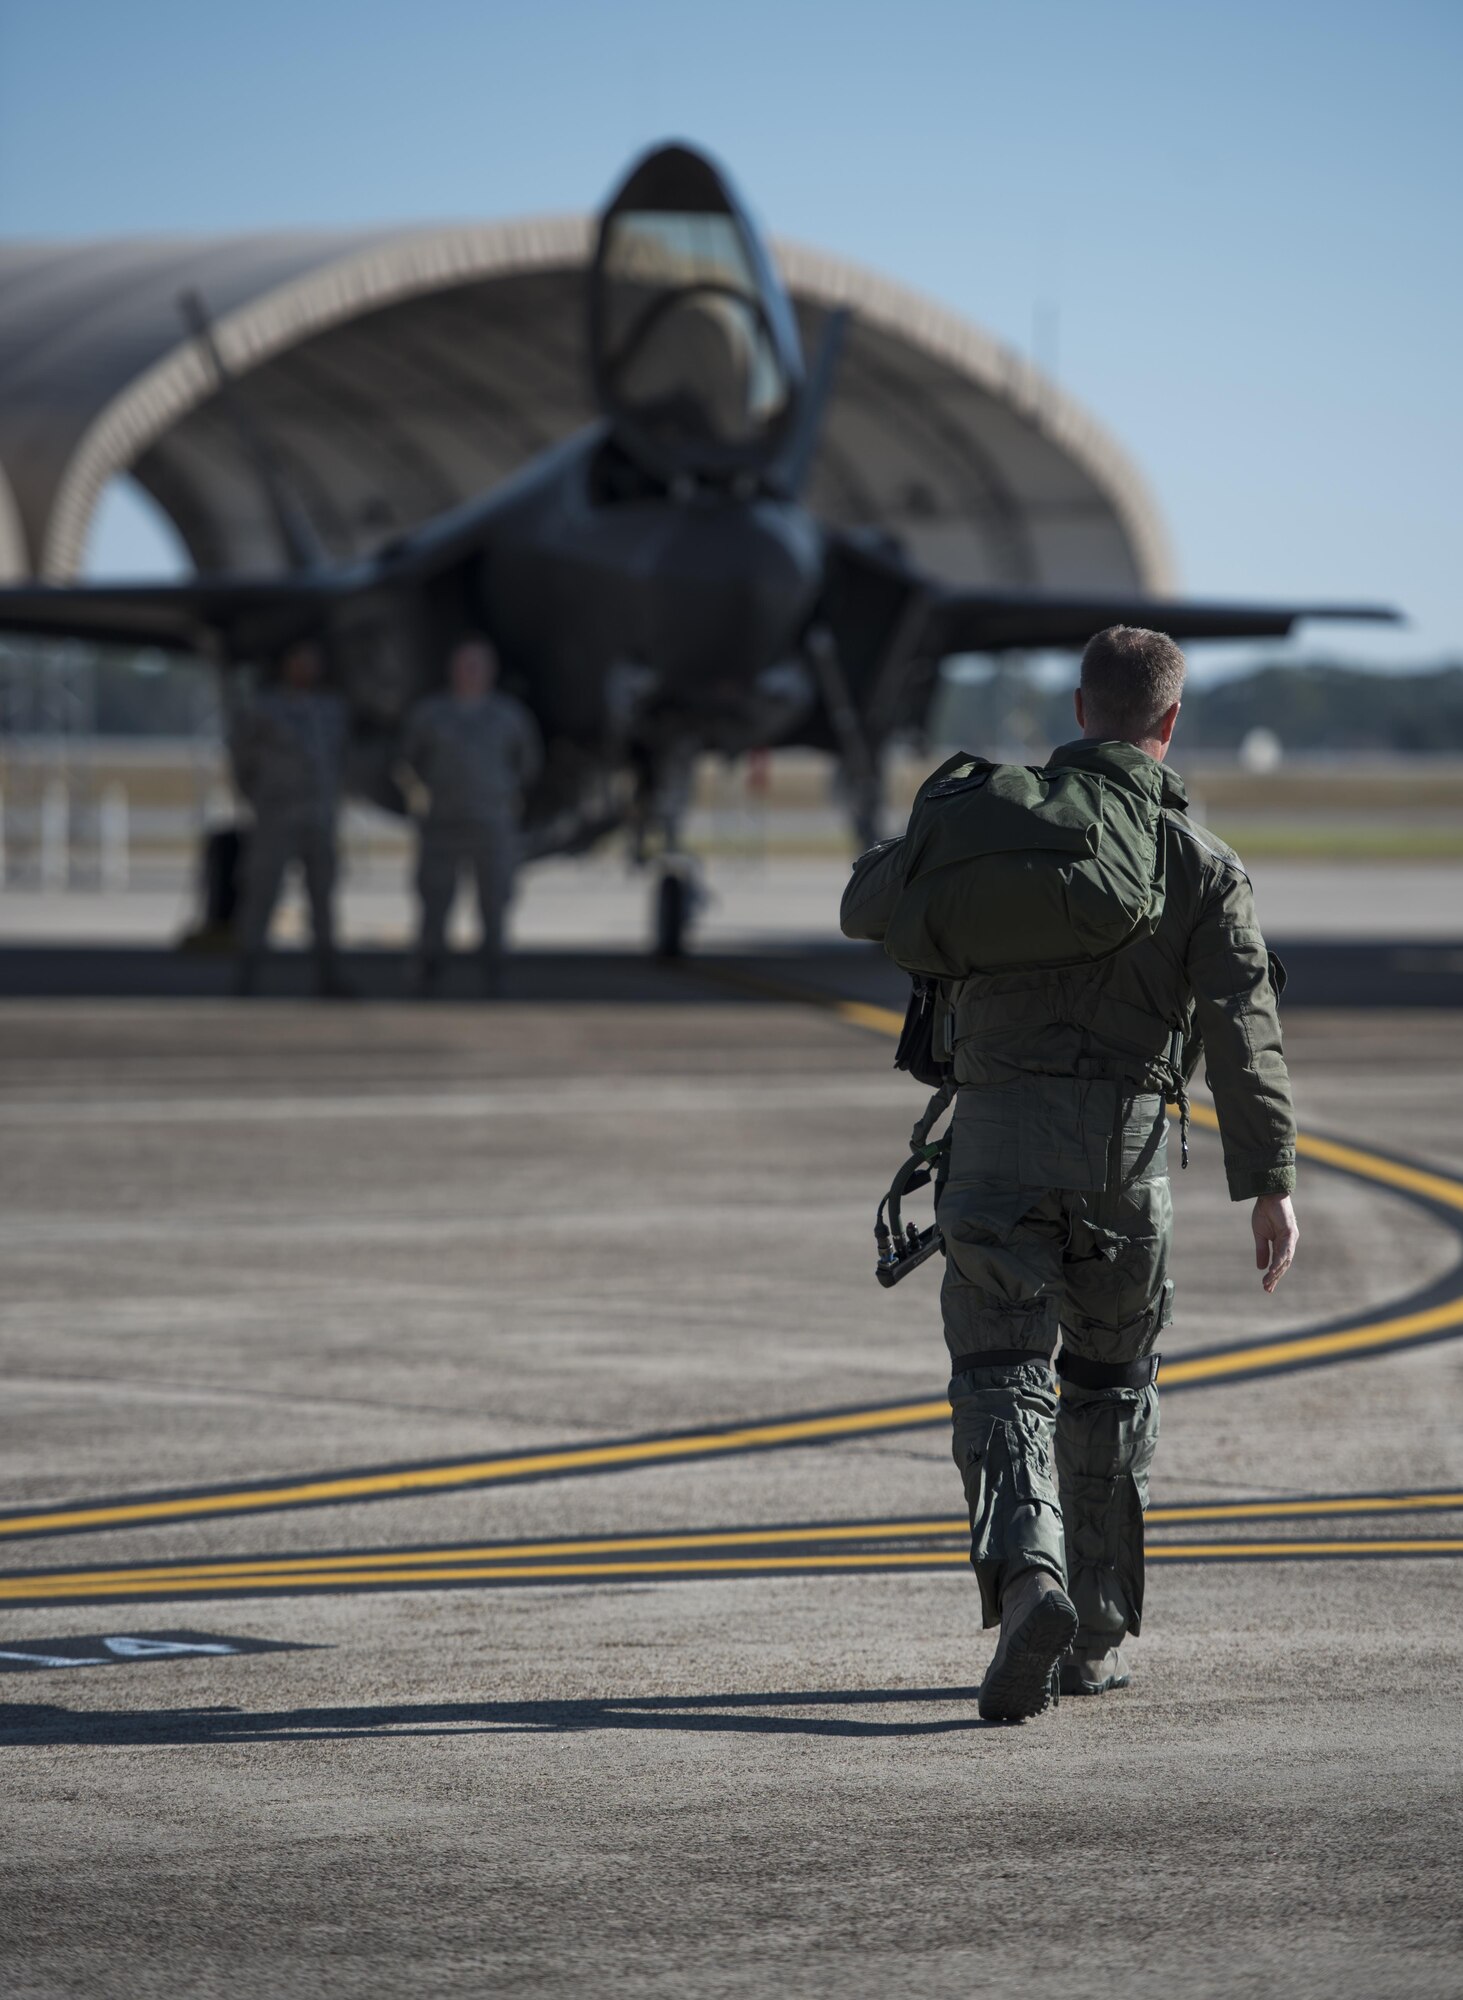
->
[[2, 0, 1457, 670]]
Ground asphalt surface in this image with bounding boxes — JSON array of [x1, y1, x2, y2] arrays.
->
[[1, 985, 1460, 1998], [5, 933, 1463, 1006]]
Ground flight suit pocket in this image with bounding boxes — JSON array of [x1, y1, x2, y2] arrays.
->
[[952, 1411, 1059, 1513], [952, 1411, 996, 1516], [1065, 1289, 1170, 1362], [1016, 1078, 1118, 1191], [1013, 1412, 1062, 1508], [939, 1186, 1043, 1249], [1065, 1216, 1125, 1265]]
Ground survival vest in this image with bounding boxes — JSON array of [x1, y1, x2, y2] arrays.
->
[[881, 750, 1167, 980]]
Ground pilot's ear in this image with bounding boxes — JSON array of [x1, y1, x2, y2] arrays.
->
[[1158, 698, 1181, 743], [1073, 688, 1085, 731]]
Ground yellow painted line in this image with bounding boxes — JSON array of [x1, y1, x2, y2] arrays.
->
[[0, 1519, 971, 1590], [1146, 1537, 1463, 1561], [835, 989, 1463, 1206], [1150, 1490, 1463, 1524], [9, 1490, 1462, 1598], [1190, 1092, 1463, 1214], [835, 985, 1463, 1383], [839, 1002, 1463, 1207], [834, 999, 907, 1037], [4, 989, 1461, 1547], [1292, 1128, 1463, 1213], [4, 1537, 1460, 1602], [0, 1402, 949, 1541], [1, 1552, 976, 1598], [9, 1489, 1458, 1594], [1160, 1296, 1463, 1385]]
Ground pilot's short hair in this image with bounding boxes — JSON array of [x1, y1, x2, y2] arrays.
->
[[1079, 626, 1186, 740]]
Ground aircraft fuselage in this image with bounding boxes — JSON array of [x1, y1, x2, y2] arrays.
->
[[476, 430, 824, 754]]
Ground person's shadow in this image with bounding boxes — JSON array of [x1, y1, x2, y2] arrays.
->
[[0, 1684, 1007, 1746]]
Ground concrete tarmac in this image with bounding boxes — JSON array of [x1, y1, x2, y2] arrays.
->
[[1, 987, 1460, 1998]]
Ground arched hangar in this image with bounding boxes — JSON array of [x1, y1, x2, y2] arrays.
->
[[0, 220, 1174, 597]]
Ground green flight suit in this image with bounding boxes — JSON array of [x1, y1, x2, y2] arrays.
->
[[842, 740, 1296, 1646]]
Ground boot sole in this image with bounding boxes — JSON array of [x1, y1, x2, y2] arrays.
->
[[1058, 1666, 1132, 1698], [979, 1589, 1079, 1722]]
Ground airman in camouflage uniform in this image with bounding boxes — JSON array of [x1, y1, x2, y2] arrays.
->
[[842, 626, 1299, 1720], [229, 641, 350, 998], [401, 636, 543, 996]]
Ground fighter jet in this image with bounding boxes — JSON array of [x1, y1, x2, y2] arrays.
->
[[0, 142, 1397, 953]]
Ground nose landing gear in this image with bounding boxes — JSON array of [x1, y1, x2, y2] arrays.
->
[[652, 857, 704, 958]]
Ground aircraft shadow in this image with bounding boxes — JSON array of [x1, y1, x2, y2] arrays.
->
[[0, 1683, 1005, 1746], [0, 938, 1456, 1005], [0, 942, 889, 1006]]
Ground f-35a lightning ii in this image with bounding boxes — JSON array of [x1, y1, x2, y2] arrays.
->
[[0, 142, 1396, 953]]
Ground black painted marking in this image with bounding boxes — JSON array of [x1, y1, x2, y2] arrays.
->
[[0, 1630, 313, 1672]]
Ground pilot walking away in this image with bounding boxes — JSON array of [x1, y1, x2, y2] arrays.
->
[[842, 626, 1299, 1723], [229, 640, 351, 998], [401, 635, 544, 996]]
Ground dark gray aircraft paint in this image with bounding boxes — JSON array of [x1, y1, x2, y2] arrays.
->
[[0, 142, 1396, 948]]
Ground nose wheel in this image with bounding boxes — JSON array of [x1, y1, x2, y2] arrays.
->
[[653, 861, 702, 958]]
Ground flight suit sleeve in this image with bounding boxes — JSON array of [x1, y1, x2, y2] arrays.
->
[[839, 837, 905, 943], [1185, 862, 1296, 1200]]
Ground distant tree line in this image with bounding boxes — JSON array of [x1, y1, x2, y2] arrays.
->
[[5, 646, 1463, 755], [932, 661, 1463, 756]]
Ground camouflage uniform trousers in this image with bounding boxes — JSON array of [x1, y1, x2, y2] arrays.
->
[[239, 814, 337, 958], [416, 817, 517, 966], [937, 1077, 1170, 1646]]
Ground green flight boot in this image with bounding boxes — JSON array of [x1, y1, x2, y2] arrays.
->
[[1059, 1645, 1131, 1696], [978, 1567, 1078, 1722]]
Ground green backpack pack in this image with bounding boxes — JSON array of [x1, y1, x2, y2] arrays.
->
[[882, 751, 1167, 980]]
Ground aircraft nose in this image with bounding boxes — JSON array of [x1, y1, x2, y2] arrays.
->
[[591, 142, 804, 484]]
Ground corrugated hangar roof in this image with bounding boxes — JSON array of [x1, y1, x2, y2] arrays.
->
[[0, 218, 1175, 595]]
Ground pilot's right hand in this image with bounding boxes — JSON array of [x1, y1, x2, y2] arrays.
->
[[1252, 1192, 1299, 1294]]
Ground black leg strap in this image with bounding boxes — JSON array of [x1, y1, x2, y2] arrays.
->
[[948, 1347, 1056, 1377], [1056, 1349, 1161, 1391]]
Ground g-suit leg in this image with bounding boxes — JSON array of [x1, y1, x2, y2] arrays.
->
[[1054, 1094, 1170, 1652], [939, 1085, 1069, 1627]]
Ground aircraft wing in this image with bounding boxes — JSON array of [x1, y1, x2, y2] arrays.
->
[[816, 531, 1403, 757], [0, 576, 349, 654], [920, 586, 1401, 656]]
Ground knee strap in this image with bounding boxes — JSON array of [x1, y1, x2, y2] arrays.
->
[[949, 1346, 1056, 1377], [1057, 1349, 1161, 1391]]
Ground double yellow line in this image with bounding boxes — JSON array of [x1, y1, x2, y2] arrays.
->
[[5, 1490, 1460, 1605], [7, 1546, 1463, 1605], [0, 1403, 946, 1542], [1, 984, 1460, 1550]]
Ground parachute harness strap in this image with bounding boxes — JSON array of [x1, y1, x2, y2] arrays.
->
[[910, 1077, 956, 1152], [1164, 1025, 1191, 1170]]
